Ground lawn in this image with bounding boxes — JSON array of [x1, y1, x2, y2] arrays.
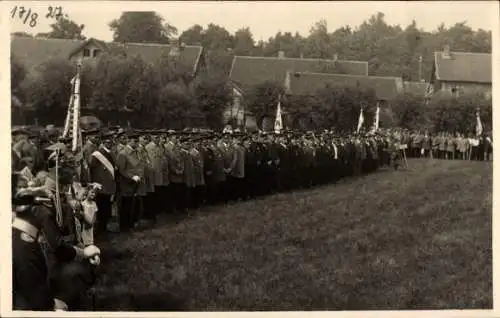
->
[[93, 158, 493, 311]]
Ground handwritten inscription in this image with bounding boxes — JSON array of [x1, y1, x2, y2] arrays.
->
[[11, 6, 67, 28]]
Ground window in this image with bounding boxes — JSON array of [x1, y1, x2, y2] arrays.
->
[[83, 48, 91, 57], [451, 84, 462, 97], [93, 49, 101, 57]]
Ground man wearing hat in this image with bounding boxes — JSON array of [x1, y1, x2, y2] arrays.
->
[[13, 149, 102, 310], [88, 130, 117, 235], [13, 128, 39, 172], [116, 131, 144, 231], [12, 184, 101, 311]]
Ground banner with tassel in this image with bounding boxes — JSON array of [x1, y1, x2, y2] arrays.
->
[[274, 95, 283, 134], [356, 105, 364, 133], [476, 108, 483, 136], [371, 102, 380, 132]]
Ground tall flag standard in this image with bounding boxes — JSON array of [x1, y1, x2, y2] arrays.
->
[[62, 63, 83, 152], [356, 106, 364, 133], [274, 95, 283, 134], [371, 102, 380, 132], [476, 108, 483, 136]]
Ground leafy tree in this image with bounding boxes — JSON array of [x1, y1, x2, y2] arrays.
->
[[303, 20, 332, 59], [21, 57, 75, 122], [180, 24, 204, 44], [201, 23, 233, 50], [158, 82, 203, 129], [87, 53, 137, 112], [109, 11, 177, 43], [246, 81, 285, 129], [425, 93, 492, 134], [47, 16, 86, 40], [389, 92, 427, 130], [233, 27, 255, 55], [192, 75, 232, 129], [11, 55, 26, 95]]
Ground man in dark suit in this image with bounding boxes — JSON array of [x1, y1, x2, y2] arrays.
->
[[116, 132, 144, 232], [88, 130, 117, 236]]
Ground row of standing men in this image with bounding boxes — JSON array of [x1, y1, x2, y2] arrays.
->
[[80, 129, 399, 233]]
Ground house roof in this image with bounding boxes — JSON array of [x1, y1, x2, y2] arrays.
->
[[10, 35, 204, 74], [403, 81, 429, 96], [434, 51, 491, 84], [286, 72, 403, 100], [229, 55, 369, 93]]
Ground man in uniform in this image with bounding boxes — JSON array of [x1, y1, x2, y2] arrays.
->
[[116, 131, 144, 232], [88, 130, 117, 236]]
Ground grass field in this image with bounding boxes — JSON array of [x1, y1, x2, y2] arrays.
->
[[93, 159, 492, 311]]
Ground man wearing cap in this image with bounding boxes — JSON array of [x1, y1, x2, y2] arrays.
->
[[116, 131, 144, 231], [13, 150, 101, 310], [167, 136, 187, 214], [88, 130, 117, 235], [145, 133, 166, 215], [134, 134, 154, 224], [81, 130, 99, 182], [12, 185, 101, 311]]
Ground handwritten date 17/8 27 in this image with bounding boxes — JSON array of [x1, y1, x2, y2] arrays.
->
[[11, 6, 67, 28]]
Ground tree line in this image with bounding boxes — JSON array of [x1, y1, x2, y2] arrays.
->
[[11, 11, 492, 132]]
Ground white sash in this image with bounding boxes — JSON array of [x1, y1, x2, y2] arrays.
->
[[91, 150, 115, 178]]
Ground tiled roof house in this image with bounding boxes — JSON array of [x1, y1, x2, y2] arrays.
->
[[227, 51, 369, 128], [229, 52, 369, 94], [285, 71, 404, 103], [10, 36, 205, 76], [429, 45, 491, 98]]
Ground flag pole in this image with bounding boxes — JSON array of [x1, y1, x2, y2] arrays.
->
[[274, 93, 283, 134], [356, 103, 365, 133]]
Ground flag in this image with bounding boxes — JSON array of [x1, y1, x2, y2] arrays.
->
[[356, 106, 364, 133], [476, 109, 483, 136], [425, 82, 434, 98], [19, 166, 34, 183], [371, 102, 380, 132], [274, 95, 283, 134]]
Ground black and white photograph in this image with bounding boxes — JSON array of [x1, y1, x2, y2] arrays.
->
[[4, 0, 496, 314]]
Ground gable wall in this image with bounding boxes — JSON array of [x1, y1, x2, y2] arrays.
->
[[440, 81, 492, 98], [70, 42, 102, 63]]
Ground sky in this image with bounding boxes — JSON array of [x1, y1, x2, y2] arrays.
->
[[6, 1, 496, 42]]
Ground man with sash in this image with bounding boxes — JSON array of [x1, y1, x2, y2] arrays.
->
[[88, 130, 117, 236]]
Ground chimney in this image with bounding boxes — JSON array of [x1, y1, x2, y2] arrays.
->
[[278, 50, 285, 59], [443, 44, 451, 59], [333, 53, 338, 61]]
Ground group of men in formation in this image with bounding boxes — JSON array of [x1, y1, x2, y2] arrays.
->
[[11, 124, 492, 311]]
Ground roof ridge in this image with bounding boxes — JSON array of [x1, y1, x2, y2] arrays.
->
[[11, 35, 202, 49], [12, 35, 84, 44], [234, 55, 367, 64], [115, 41, 202, 49], [434, 50, 491, 56], [291, 71, 401, 81]]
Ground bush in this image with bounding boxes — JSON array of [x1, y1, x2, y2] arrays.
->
[[245, 81, 492, 134]]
